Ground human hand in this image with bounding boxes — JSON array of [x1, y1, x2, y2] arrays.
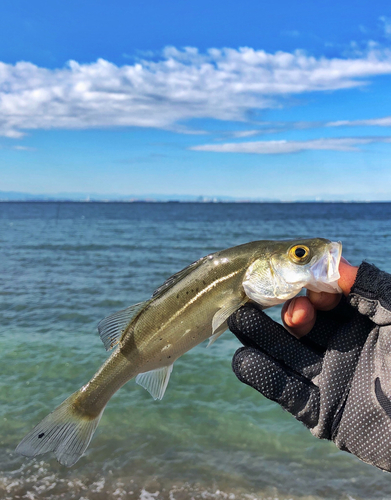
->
[[282, 258, 359, 338], [229, 260, 391, 472]]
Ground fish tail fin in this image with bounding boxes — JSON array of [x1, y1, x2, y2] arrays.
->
[[16, 391, 105, 467]]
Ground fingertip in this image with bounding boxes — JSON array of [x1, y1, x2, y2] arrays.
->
[[284, 297, 315, 325], [292, 299, 315, 325], [338, 259, 359, 296], [282, 296, 316, 338]]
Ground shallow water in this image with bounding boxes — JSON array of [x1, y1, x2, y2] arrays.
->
[[1, 202, 391, 500]]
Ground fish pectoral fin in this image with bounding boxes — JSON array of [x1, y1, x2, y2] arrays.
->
[[208, 295, 249, 348], [207, 321, 228, 348], [98, 301, 147, 351], [135, 364, 174, 400]]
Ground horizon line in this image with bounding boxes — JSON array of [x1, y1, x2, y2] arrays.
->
[[1, 199, 391, 204]]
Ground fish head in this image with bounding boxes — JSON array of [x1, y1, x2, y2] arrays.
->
[[242, 238, 342, 307]]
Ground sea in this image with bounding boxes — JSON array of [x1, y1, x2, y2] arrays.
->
[[1, 201, 391, 500]]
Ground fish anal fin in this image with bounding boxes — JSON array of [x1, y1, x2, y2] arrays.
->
[[136, 364, 174, 400], [97, 302, 147, 351], [208, 295, 249, 348]]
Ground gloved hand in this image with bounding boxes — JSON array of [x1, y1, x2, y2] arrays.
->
[[229, 262, 391, 472]]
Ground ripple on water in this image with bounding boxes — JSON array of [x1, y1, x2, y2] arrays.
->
[[2, 202, 391, 500]]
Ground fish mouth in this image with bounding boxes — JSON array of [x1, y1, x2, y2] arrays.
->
[[306, 241, 342, 293]]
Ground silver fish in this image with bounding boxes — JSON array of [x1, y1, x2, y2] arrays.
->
[[16, 238, 341, 466]]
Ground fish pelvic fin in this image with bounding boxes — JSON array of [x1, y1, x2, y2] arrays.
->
[[207, 295, 249, 348], [16, 391, 105, 467], [98, 301, 147, 351], [136, 364, 174, 400]]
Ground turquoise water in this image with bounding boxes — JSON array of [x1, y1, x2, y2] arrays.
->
[[1, 202, 391, 500]]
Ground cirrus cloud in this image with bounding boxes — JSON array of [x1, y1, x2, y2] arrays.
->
[[191, 137, 391, 154], [2, 46, 391, 138], [327, 116, 391, 127]]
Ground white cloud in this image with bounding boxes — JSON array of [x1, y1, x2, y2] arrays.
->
[[2, 46, 391, 137], [228, 130, 261, 138], [12, 145, 36, 151], [191, 137, 391, 154], [327, 116, 391, 127], [221, 120, 325, 138]]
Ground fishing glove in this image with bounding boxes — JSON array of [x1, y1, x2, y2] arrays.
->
[[229, 262, 391, 472]]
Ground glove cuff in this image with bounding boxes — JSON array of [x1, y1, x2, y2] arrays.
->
[[349, 262, 391, 326], [351, 262, 391, 307]]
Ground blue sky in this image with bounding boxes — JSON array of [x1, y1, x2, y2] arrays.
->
[[1, 0, 391, 200]]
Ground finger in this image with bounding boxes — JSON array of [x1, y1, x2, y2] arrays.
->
[[301, 295, 358, 349], [303, 257, 358, 311], [282, 296, 317, 338], [228, 304, 322, 379], [233, 347, 320, 429], [338, 259, 359, 296], [306, 290, 341, 311]]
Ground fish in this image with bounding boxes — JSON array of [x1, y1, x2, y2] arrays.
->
[[16, 238, 342, 466]]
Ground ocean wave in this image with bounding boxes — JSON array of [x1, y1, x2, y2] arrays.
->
[[0, 458, 370, 500], [3, 202, 391, 500]]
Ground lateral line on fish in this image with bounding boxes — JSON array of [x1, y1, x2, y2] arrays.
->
[[154, 268, 243, 335]]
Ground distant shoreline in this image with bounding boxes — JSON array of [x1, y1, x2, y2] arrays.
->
[[1, 200, 390, 204]]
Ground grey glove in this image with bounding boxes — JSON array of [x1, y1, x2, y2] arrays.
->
[[229, 262, 391, 472]]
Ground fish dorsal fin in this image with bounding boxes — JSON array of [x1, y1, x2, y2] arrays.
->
[[97, 302, 147, 351], [135, 364, 174, 400], [207, 295, 249, 348], [151, 255, 210, 298]]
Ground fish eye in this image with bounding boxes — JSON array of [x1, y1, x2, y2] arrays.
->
[[295, 247, 306, 258], [289, 245, 310, 263]]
